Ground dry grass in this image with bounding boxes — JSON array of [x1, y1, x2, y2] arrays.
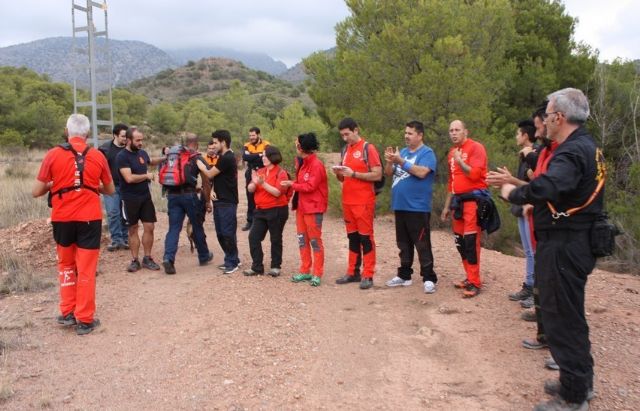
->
[[0, 250, 54, 296], [0, 162, 50, 229]]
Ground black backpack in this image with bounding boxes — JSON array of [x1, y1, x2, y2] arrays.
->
[[341, 142, 385, 195], [48, 143, 99, 207]]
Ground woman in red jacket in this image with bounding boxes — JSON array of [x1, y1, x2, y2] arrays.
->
[[243, 146, 290, 277], [281, 133, 328, 286]]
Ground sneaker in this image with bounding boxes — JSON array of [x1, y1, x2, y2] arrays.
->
[[545, 356, 560, 370], [521, 310, 537, 322], [423, 280, 436, 294], [119, 242, 130, 250], [532, 397, 588, 411], [142, 256, 160, 271], [385, 276, 412, 287], [127, 259, 141, 272], [544, 379, 594, 401], [310, 276, 321, 287], [359, 278, 373, 290], [267, 268, 281, 277], [509, 283, 533, 301], [241, 223, 252, 231], [454, 278, 470, 289], [291, 273, 313, 282], [217, 263, 227, 270], [462, 283, 480, 298], [522, 338, 548, 350], [199, 252, 214, 266], [163, 261, 176, 275], [335, 274, 361, 284], [76, 319, 101, 335], [107, 243, 118, 252], [520, 295, 534, 309], [243, 268, 262, 276], [223, 265, 239, 274], [56, 312, 76, 326]]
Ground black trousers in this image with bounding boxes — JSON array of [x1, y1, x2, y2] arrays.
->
[[394, 211, 437, 283], [248, 206, 289, 272], [536, 229, 594, 404]]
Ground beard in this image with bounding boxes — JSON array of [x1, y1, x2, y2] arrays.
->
[[130, 144, 140, 152]]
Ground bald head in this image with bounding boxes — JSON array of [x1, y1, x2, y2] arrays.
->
[[449, 120, 468, 146]]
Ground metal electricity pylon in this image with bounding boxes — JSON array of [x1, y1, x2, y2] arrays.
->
[[71, 0, 113, 147]]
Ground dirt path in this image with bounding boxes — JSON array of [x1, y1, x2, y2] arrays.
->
[[1, 200, 639, 410]]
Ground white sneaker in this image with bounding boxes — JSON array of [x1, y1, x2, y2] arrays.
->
[[423, 281, 436, 294], [385, 276, 412, 287]]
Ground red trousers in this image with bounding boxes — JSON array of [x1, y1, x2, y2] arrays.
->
[[296, 211, 324, 277], [452, 200, 482, 288], [57, 244, 99, 323], [343, 203, 376, 278]]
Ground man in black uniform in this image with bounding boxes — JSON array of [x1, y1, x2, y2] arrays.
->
[[496, 88, 601, 411]]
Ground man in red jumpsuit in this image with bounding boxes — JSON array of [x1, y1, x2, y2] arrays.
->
[[32, 114, 114, 335], [441, 119, 488, 298]]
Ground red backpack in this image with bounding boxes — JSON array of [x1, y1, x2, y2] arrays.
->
[[159, 145, 200, 187]]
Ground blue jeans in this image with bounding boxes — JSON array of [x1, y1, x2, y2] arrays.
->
[[213, 201, 240, 268], [163, 193, 210, 263], [103, 187, 128, 245], [517, 216, 535, 287]]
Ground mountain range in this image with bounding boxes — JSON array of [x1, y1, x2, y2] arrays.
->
[[0, 37, 304, 86]]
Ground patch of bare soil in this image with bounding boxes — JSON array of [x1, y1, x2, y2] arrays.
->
[[0, 197, 639, 410]]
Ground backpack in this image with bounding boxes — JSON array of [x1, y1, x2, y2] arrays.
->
[[48, 143, 99, 207], [341, 142, 386, 195], [159, 145, 200, 187], [278, 169, 294, 203]]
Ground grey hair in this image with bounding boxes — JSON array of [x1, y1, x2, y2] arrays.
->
[[547, 88, 590, 124], [66, 114, 91, 136]]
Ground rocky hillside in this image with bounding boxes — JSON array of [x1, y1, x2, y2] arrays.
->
[[126, 57, 309, 104], [167, 47, 287, 76], [0, 37, 177, 86]]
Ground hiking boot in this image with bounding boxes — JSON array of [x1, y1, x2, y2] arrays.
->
[[520, 295, 535, 309], [267, 268, 281, 277], [454, 278, 470, 289], [107, 242, 118, 252], [359, 278, 373, 290], [462, 283, 480, 298], [533, 397, 589, 411], [423, 280, 436, 294], [243, 268, 262, 276], [76, 319, 101, 335], [56, 312, 76, 326], [291, 273, 313, 282], [163, 261, 176, 275], [509, 283, 533, 301], [521, 310, 537, 322], [241, 223, 252, 231], [522, 338, 548, 350], [336, 274, 361, 284], [545, 356, 560, 370], [223, 264, 239, 274], [199, 252, 214, 266], [544, 379, 595, 401], [142, 256, 160, 271], [385, 276, 412, 287], [310, 276, 321, 287], [127, 259, 141, 272]]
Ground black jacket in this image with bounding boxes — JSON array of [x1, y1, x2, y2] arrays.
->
[[99, 140, 126, 186], [509, 127, 603, 231]]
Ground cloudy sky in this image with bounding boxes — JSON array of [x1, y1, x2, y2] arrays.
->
[[0, 0, 637, 67]]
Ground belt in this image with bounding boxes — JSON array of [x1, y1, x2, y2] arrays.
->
[[166, 187, 197, 195]]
